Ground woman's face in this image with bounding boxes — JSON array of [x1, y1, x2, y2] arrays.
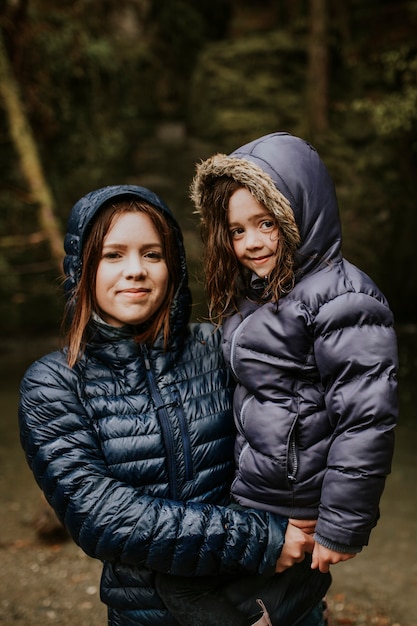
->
[[227, 187, 279, 279], [95, 212, 169, 327]]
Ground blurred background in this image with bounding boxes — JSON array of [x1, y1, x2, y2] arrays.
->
[[0, 1, 416, 625], [1, 0, 417, 328]]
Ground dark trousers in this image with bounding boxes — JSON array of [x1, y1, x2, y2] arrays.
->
[[155, 555, 331, 626]]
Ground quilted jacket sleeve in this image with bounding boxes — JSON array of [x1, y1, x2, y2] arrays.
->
[[313, 288, 398, 549], [19, 353, 286, 577]]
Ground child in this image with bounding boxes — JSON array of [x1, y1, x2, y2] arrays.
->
[[156, 132, 398, 624]]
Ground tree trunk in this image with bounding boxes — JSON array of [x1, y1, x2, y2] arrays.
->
[[307, 0, 329, 135], [0, 29, 64, 270]]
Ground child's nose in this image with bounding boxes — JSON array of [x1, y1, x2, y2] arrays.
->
[[245, 230, 262, 248]]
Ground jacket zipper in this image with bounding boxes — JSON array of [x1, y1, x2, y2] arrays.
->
[[288, 426, 298, 482], [141, 345, 178, 500], [171, 388, 193, 482]]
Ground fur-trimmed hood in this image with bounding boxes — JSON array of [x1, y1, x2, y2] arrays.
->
[[191, 132, 342, 277]]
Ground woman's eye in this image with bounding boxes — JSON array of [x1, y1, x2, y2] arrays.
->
[[145, 251, 164, 260], [103, 251, 121, 259]]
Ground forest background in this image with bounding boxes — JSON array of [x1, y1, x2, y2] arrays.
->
[[0, 0, 416, 335]]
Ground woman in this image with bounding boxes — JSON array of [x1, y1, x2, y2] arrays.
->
[[19, 184, 327, 625]]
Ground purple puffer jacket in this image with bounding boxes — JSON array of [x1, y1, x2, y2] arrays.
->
[[194, 133, 399, 552]]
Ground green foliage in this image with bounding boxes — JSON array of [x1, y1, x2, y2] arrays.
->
[[0, 2, 160, 335], [330, 39, 417, 318], [21, 4, 158, 203], [188, 31, 308, 150], [352, 46, 417, 136]]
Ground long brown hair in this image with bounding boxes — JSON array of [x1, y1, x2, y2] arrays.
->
[[64, 200, 181, 367], [200, 177, 297, 325]]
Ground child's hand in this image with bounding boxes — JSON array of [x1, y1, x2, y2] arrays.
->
[[275, 520, 315, 573], [311, 543, 357, 573]]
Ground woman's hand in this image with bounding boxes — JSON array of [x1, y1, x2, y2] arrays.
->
[[287, 518, 316, 535], [275, 520, 316, 573], [311, 544, 357, 573]]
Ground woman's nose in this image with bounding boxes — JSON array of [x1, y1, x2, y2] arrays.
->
[[124, 254, 146, 278]]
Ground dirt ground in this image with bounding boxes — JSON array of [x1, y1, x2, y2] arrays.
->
[[0, 506, 403, 626], [0, 503, 407, 626], [1, 337, 416, 626]]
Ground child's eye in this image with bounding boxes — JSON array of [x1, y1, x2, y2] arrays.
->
[[261, 220, 275, 230], [230, 227, 244, 238]]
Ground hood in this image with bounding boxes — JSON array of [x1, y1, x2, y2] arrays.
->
[[63, 184, 191, 332], [191, 132, 342, 277]]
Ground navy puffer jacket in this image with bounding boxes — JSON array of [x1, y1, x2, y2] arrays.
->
[[192, 134, 398, 552], [19, 185, 287, 625]]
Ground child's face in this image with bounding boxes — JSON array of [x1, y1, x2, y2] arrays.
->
[[227, 188, 279, 278], [95, 211, 169, 327]]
